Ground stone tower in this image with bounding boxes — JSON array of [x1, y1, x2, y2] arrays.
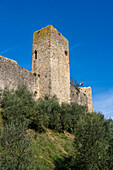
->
[[32, 25, 70, 103]]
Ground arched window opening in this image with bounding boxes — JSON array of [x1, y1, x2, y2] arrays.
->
[[35, 50, 37, 59]]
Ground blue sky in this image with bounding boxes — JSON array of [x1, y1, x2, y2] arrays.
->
[[0, 0, 113, 118]]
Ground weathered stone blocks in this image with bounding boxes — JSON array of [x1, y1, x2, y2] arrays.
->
[[32, 25, 70, 103]]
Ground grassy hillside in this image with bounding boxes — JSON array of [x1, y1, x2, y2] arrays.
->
[[31, 129, 74, 169], [0, 112, 74, 170], [1, 87, 113, 169]]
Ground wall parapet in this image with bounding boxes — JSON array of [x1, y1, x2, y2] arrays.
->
[[70, 85, 93, 112], [0, 56, 39, 98]]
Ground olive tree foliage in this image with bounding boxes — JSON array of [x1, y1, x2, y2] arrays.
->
[[0, 122, 36, 170], [0, 86, 36, 125], [60, 102, 87, 133], [0, 86, 88, 133], [33, 95, 61, 132], [72, 112, 109, 170], [0, 86, 37, 169], [106, 118, 113, 169], [55, 113, 113, 170], [34, 96, 88, 133]]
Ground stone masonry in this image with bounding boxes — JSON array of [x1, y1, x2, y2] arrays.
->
[[0, 56, 39, 98], [0, 25, 93, 111], [70, 85, 93, 112], [32, 25, 70, 103]]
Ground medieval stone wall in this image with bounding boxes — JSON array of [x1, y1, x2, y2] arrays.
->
[[0, 56, 39, 97], [0, 25, 93, 111], [79, 87, 93, 112], [70, 85, 93, 112]]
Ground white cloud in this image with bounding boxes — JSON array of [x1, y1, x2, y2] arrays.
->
[[93, 89, 113, 118], [0, 44, 23, 55], [70, 43, 82, 51]]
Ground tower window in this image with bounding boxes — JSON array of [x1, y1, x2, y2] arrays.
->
[[65, 50, 68, 56], [35, 50, 37, 59]]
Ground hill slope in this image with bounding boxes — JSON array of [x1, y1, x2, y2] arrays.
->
[[31, 129, 74, 169]]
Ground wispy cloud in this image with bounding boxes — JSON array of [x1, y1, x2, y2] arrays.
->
[[93, 89, 113, 118], [0, 44, 23, 55], [70, 43, 82, 51]]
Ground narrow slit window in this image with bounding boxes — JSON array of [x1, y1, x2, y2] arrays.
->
[[65, 50, 68, 56], [35, 50, 37, 59]]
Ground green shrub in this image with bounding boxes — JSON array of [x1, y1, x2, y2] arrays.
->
[[55, 113, 113, 170], [0, 86, 36, 126], [0, 121, 36, 170], [36, 95, 61, 132]]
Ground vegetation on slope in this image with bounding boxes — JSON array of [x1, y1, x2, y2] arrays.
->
[[31, 129, 74, 170], [0, 86, 113, 170]]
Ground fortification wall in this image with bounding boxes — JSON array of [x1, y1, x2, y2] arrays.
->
[[0, 25, 93, 110], [0, 56, 39, 97], [79, 87, 93, 112], [70, 85, 93, 112], [70, 85, 88, 106]]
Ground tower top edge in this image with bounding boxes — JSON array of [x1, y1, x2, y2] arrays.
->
[[33, 25, 68, 43]]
